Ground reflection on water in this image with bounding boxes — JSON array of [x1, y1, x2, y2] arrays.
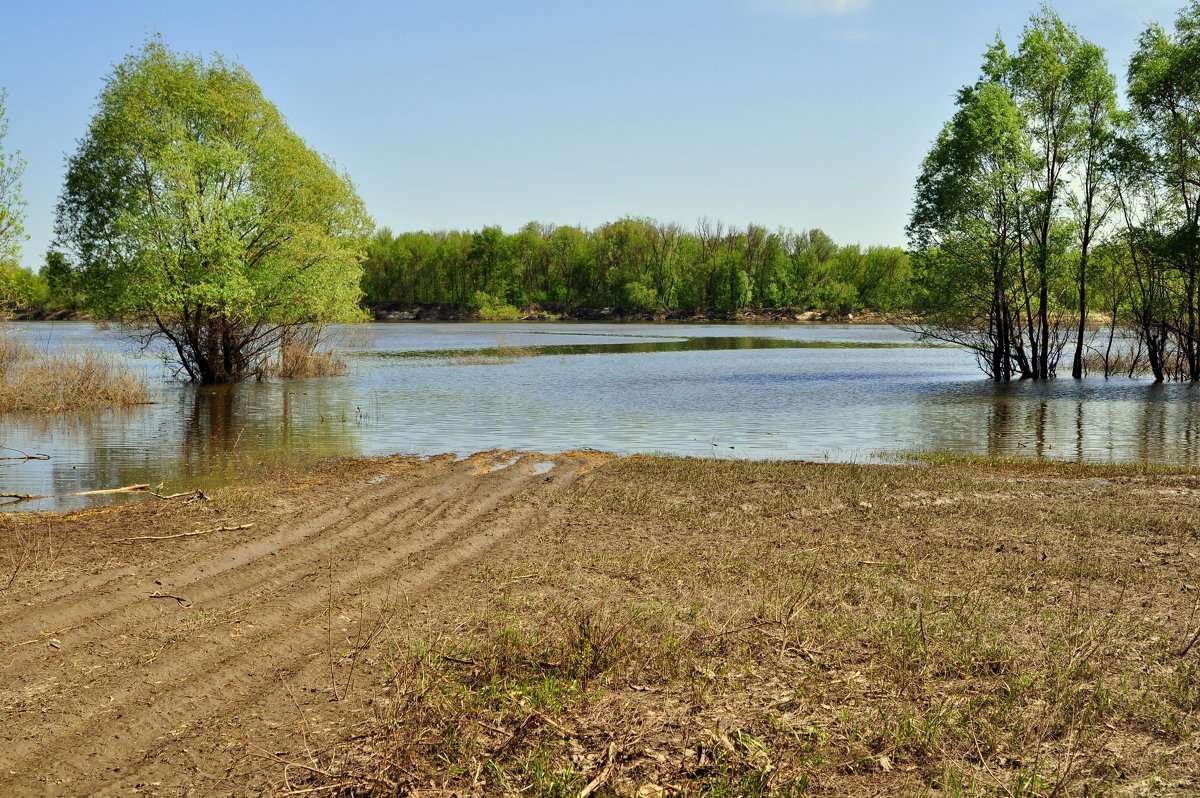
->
[[2, 321, 1200, 512], [913, 379, 1200, 465], [381, 335, 924, 361]]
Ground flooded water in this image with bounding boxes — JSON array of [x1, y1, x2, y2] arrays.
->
[[3, 320, 1200, 511]]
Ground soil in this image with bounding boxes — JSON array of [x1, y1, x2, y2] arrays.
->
[[4, 452, 1200, 796], [0, 451, 607, 796]]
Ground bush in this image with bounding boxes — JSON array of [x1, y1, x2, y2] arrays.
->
[[471, 291, 521, 321]]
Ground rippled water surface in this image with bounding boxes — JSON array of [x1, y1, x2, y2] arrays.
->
[[3, 321, 1199, 511]]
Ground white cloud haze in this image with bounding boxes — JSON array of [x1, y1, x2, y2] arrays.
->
[[756, 0, 870, 16]]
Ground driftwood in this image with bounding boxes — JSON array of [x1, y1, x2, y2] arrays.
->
[[117, 523, 252, 544], [0, 493, 47, 501], [578, 742, 617, 798], [69, 483, 149, 496], [0, 447, 50, 461], [151, 489, 208, 501]]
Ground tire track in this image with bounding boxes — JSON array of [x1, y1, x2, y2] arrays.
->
[[0, 452, 598, 796]]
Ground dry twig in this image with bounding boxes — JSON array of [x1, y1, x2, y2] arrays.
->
[[69, 483, 149, 496], [578, 742, 617, 798], [117, 523, 252, 543]]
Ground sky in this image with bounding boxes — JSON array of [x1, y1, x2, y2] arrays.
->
[[0, 0, 1189, 271]]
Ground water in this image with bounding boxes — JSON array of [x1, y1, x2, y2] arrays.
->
[[3, 320, 1199, 512]]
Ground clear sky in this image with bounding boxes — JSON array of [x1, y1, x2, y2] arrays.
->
[[0, 0, 1187, 270]]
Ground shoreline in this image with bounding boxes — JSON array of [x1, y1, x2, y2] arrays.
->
[[2, 451, 1197, 794]]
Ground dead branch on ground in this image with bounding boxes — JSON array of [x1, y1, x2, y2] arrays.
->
[[117, 523, 253, 544]]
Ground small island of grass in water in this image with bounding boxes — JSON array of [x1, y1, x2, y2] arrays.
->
[[0, 327, 148, 413]]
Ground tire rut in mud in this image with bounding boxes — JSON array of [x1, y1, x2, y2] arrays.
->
[[0, 452, 594, 796]]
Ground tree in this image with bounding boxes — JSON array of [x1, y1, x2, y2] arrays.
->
[[0, 88, 29, 311], [42, 251, 81, 310], [56, 41, 371, 383], [909, 10, 1118, 381], [1127, 2, 1200, 381], [909, 80, 1031, 380]]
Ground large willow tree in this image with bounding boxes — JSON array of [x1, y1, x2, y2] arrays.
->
[[56, 41, 371, 383]]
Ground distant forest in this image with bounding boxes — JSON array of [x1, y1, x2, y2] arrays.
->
[[362, 219, 913, 317]]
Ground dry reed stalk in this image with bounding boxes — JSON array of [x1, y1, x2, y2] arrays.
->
[[0, 350, 149, 413]]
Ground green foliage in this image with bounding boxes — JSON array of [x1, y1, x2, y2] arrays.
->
[[40, 251, 80, 311], [55, 40, 371, 382], [909, 9, 1120, 381], [1122, 2, 1200, 381], [0, 88, 29, 311], [471, 290, 521, 320], [362, 219, 912, 316]]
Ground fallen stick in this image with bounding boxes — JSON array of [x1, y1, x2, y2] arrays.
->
[[528, 707, 574, 738], [0, 447, 50, 461], [578, 742, 617, 798], [1179, 625, 1200, 657], [69, 483, 150, 496], [151, 489, 208, 501], [118, 523, 253, 543], [0, 493, 48, 501], [149, 592, 188, 604], [439, 654, 477, 666]]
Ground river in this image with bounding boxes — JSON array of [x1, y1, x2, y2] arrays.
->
[[2, 321, 1199, 511]]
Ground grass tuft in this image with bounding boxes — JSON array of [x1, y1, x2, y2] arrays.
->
[[267, 327, 348, 379]]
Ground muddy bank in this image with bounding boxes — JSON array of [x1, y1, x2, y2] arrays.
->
[[2, 452, 1198, 795]]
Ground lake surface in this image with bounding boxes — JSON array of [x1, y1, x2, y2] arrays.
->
[[3, 321, 1199, 511]]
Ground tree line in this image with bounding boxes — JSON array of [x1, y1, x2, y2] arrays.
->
[[362, 220, 912, 316], [910, 2, 1200, 382]]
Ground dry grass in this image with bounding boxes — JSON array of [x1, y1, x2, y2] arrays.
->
[[268, 327, 349, 379], [0, 329, 149, 412], [294, 456, 1200, 797], [1079, 350, 1153, 378], [0, 329, 34, 365]]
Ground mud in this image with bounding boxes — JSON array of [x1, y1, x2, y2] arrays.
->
[[0, 451, 606, 796]]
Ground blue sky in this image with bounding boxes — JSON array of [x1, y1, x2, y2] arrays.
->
[[0, 0, 1187, 270]]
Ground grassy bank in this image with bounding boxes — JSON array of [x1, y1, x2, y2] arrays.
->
[[301, 456, 1200, 796]]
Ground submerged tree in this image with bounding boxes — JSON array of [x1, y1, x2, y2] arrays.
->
[[56, 41, 371, 383], [1126, 2, 1200, 381], [908, 80, 1030, 380], [909, 9, 1118, 381]]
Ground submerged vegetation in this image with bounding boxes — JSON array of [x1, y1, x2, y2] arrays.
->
[[0, 326, 147, 412]]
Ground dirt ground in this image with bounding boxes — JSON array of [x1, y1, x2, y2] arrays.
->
[[0, 451, 607, 796], [3, 452, 1200, 797]]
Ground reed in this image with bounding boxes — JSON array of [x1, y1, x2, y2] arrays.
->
[[267, 327, 348, 379], [0, 329, 149, 413]]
